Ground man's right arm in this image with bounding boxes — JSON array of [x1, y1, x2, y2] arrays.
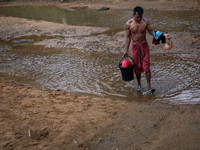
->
[[124, 21, 131, 57]]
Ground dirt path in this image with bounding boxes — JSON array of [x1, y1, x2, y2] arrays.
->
[[0, 1, 200, 150]]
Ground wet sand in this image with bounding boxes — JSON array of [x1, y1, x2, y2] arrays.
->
[[0, 0, 200, 55], [0, 15, 200, 55], [0, 1, 200, 150], [1, 79, 200, 150]]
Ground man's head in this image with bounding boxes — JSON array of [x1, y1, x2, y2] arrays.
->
[[133, 6, 143, 22], [133, 6, 143, 15]]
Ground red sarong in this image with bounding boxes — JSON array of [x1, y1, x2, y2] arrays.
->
[[132, 40, 150, 74]]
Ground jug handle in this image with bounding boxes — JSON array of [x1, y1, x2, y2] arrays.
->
[[167, 39, 173, 44]]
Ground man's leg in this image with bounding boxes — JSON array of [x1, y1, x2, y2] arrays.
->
[[146, 72, 152, 91], [136, 73, 142, 88]]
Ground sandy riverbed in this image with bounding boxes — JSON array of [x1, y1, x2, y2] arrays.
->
[[0, 1, 200, 150]]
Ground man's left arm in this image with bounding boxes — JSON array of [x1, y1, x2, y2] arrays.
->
[[145, 19, 154, 36], [145, 19, 171, 39]]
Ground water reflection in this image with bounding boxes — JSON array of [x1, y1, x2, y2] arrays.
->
[[0, 38, 199, 104]]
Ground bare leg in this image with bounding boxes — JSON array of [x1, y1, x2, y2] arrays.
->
[[136, 73, 142, 88], [145, 72, 151, 91]]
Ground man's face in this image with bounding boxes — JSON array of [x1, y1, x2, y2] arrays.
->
[[133, 12, 143, 23]]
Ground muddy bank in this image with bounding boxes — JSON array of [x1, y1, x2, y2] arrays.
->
[[0, 1, 200, 150], [0, 16, 200, 55], [1, 79, 200, 150], [0, 1, 200, 55], [1, 0, 200, 11]]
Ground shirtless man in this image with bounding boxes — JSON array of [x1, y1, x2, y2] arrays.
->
[[124, 6, 171, 93]]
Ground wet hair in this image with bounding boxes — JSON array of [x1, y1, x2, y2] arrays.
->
[[133, 6, 144, 15]]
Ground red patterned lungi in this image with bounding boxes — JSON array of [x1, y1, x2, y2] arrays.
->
[[132, 40, 150, 74]]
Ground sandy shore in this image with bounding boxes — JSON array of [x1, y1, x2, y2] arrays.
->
[[0, 16, 199, 55], [0, 1, 200, 149], [1, 79, 200, 150]]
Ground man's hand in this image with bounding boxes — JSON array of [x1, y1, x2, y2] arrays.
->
[[164, 33, 171, 39], [123, 51, 128, 57]]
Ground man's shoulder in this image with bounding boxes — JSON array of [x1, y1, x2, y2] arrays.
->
[[126, 19, 134, 26], [142, 18, 149, 23]]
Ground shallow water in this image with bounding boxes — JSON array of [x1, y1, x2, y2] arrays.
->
[[0, 6, 199, 104], [0, 6, 200, 34], [0, 38, 199, 104]]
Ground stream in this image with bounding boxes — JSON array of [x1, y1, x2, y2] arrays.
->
[[0, 6, 199, 104]]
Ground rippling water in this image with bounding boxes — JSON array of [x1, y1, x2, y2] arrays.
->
[[151, 54, 200, 104], [0, 6, 199, 104], [0, 39, 199, 104]]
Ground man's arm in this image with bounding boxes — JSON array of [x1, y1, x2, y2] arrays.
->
[[145, 18, 154, 36], [145, 18, 171, 39], [124, 21, 131, 57]]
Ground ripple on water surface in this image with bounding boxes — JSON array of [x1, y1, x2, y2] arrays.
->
[[0, 40, 199, 104], [151, 54, 200, 104]]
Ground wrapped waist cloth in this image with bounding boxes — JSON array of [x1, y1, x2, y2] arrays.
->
[[132, 40, 150, 74]]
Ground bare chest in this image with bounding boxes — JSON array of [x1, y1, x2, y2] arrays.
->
[[130, 22, 147, 33]]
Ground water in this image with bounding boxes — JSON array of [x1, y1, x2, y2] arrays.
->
[[151, 54, 200, 104], [0, 38, 199, 104], [0, 6, 200, 104], [0, 6, 200, 34]]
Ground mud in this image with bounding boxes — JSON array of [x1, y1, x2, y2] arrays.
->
[[0, 1, 200, 150]]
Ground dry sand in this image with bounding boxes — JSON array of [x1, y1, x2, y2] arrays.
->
[[0, 1, 200, 150]]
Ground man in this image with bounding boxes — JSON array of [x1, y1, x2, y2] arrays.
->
[[124, 6, 171, 94]]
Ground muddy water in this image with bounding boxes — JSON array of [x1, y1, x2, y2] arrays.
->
[[0, 38, 199, 104], [0, 6, 200, 34], [0, 6, 200, 104]]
